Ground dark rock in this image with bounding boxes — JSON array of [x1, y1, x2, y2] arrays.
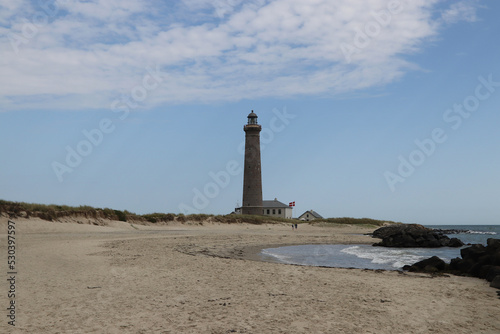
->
[[492, 253, 500, 266], [457, 258, 476, 273], [404, 239, 500, 297], [449, 257, 463, 271], [479, 265, 495, 280], [491, 276, 500, 289], [372, 224, 422, 239], [468, 263, 484, 277], [427, 239, 442, 248], [372, 224, 462, 248], [485, 266, 500, 282], [460, 244, 487, 261], [405, 256, 446, 273], [439, 237, 450, 247], [432, 228, 469, 235], [397, 234, 418, 247], [448, 238, 465, 248], [487, 238, 500, 250], [477, 254, 494, 267]]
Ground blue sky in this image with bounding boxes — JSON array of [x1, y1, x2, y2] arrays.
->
[[1, 0, 499, 225]]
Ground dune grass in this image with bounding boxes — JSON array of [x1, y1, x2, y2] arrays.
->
[[0, 199, 398, 226]]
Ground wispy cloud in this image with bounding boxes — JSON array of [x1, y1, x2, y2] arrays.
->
[[0, 0, 480, 110], [441, 0, 479, 24]]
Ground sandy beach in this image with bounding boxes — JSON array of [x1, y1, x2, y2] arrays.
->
[[1, 217, 499, 334]]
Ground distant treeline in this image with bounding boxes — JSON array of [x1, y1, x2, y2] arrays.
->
[[0, 199, 397, 226]]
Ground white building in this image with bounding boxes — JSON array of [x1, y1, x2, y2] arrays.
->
[[234, 198, 293, 219], [298, 210, 323, 221], [262, 199, 293, 219]]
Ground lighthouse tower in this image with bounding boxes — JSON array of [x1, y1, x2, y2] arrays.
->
[[242, 111, 263, 215]]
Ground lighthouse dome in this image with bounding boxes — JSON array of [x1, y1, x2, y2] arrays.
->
[[247, 111, 258, 124]]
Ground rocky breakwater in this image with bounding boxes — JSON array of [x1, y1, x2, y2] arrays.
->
[[372, 224, 464, 248], [403, 238, 500, 289]]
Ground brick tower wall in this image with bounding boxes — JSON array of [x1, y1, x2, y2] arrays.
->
[[242, 124, 263, 215]]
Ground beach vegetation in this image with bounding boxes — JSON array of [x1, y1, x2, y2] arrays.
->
[[114, 210, 128, 222], [0, 199, 400, 226], [313, 217, 400, 227], [142, 213, 176, 223]]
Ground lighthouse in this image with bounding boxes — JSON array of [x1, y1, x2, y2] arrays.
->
[[242, 111, 263, 215]]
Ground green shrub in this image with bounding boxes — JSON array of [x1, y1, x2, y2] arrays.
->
[[314, 217, 399, 227], [186, 214, 211, 221], [142, 213, 176, 223], [0, 199, 401, 226], [114, 210, 127, 222]]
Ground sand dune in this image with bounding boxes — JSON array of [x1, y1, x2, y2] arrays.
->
[[1, 217, 499, 333]]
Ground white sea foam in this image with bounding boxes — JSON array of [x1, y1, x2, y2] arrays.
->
[[466, 230, 497, 235], [261, 225, 499, 270], [261, 244, 463, 270], [341, 246, 425, 268], [261, 249, 296, 264]]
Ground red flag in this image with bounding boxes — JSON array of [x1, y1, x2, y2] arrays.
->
[[289, 202, 295, 207]]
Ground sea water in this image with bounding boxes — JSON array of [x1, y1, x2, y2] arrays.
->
[[260, 225, 499, 271]]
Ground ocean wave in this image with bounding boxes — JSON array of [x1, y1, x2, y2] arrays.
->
[[261, 249, 296, 264], [432, 228, 497, 235], [465, 230, 497, 235], [261, 244, 463, 270], [341, 246, 425, 269]]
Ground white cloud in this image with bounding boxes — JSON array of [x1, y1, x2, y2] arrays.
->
[[181, 0, 246, 18], [0, 0, 481, 110], [0, 0, 31, 26], [441, 0, 478, 24], [57, 0, 147, 20]]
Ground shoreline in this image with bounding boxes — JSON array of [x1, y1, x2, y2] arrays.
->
[[227, 240, 374, 264]]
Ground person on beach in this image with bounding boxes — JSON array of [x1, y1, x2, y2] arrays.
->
[[295, 223, 298, 230], [292, 224, 295, 230]]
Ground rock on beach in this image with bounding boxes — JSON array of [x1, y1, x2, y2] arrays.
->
[[372, 224, 464, 248], [404, 238, 500, 290]]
